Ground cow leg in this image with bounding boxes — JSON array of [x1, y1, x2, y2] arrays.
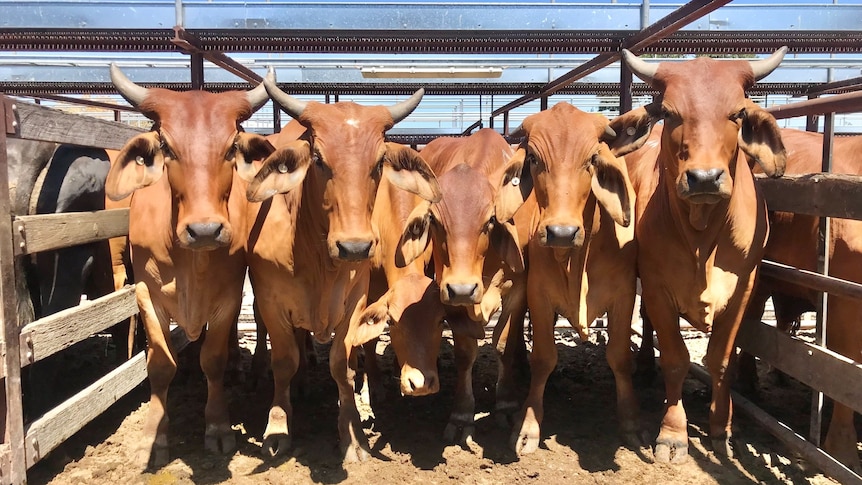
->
[[646, 294, 690, 464], [249, 299, 271, 391], [704, 310, 744, 459], [136, 282, 176, 468], [606, 299, 641, 448], [257, 301, 299, 457], [361, 338, 386, 406], [492, 279, 527, 428], [735, 289, 769, 396], [511, 298, 556, 455], [443, 331, 478, 444], [634, 301, 657, 385], [291, 327, 313, 401], [200, 306, 240, 455], [331, 311, 372, 463]]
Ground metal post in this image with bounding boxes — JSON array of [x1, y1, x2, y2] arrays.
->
[[114, 110, 121, 123], [190, 53, 204, 90], [488, 94, 494, 130], [503, 111, 509, 135], [272, 100, 282, 134], [0, 96, 27, 484], [540, 96, 548, 111], [175, 0, 184, 28], [810, 111, 834, 446], [620, 62, 633, 114], [640, 0, 650, 28], [806, 95, 819, 132]]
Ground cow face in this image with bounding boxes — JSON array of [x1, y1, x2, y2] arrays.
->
[[396, 134, 529, 307], [105, 65, 274, 250], [349, 274, 445, 396], [516, 103, 632, 249], [607, 49, 787, 209], [248, 81, 441, 262]]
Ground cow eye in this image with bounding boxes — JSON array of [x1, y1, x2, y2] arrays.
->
[[225, 143, 238, 162], [159, 140, 175, 160], [730, 108, 747, 121]]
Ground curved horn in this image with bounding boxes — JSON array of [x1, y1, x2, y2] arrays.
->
[[621, 49, 659, 87], [604, 125, 617, 138], [246, 67, 275, 113], [749, 46, 788, 82], [110, 63, 150, 108], [387, 88, 425, 124], [264, 77, 308, 120]]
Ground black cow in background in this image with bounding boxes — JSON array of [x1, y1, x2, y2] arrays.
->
[[6, 139, 126, 420]]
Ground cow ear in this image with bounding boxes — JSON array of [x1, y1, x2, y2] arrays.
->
[[395, 200, 432, 268], [383, 143, 442, 202], [105, 132, 165, 201], [349, 296, 391, 347], [495, 148, 533, 222], [605, 104, 659, 156], [246, 140, 312, 202], [491, 220, 525, 273], [739, 101, 786, 178], [233, 132, 276, 182], [590, 145, 633, 227]]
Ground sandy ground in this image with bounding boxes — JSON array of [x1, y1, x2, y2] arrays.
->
[[25, 315, 844, 485]]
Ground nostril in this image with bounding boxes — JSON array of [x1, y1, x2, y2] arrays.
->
[[447, 283, 478, 299], [336, 240, 373, 260], [186, 222, 223, 241], [686, 168, 725, 192]]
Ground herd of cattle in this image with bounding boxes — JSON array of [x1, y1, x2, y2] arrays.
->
[[11, 46, 862, 474]]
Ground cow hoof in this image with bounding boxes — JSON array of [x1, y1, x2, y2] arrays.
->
[[443, 422, 475, 445], [711, 435, 733, 459], [343, 443, 371, 463], [262, 434, 292, 457], [654, 440, 689, 464], [511, 420, 541, 456], [205, 429, 237, 455]]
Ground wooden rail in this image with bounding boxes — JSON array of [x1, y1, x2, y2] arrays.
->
[[13, 208, 130, 256]]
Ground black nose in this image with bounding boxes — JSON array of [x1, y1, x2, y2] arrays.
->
[[186, 222, 224, 245], [545, 225, 579, 247], [446, 283, 479, 304], [685, 168, 725, 194], [336, 240, 373, 260]]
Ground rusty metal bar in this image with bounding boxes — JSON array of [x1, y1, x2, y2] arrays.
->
[[503, 111, 510, 136], [767, 91, 862, 119], [760, 261, 862, 302], [190, 53, 204, 90], [492, 0, 730, 117], [806, 76, 862, 96], [17, 94, 136, 113], [172, 27, 262, 84], [0, 96, 27, 484], [620, 62, 633, 114]]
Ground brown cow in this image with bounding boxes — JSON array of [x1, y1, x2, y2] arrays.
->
[[104, 65, 275, 466], [739, 129, 862, 472], [396, 128, 532, 443], [606, 48, 787, 463], [244, 82, 441, 462], [508, 102, 638, 455]]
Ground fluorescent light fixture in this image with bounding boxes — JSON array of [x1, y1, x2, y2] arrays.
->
[[360, 66, 503, 79]]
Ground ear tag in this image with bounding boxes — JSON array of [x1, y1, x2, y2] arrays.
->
[[277, 163, 289, 174], [626, 127, 636, 136], [511, 177, 520, 187], [135, 156, 146, 166]]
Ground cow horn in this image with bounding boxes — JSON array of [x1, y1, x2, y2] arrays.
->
[[264, 77, 308, 120], [621, 49, 658, 87], [749, 46, 788, 82], [246, 67, 275, 112], [604, 125, 617, 138], [110, 63, 149, 108], [387, 89, 425, 124]]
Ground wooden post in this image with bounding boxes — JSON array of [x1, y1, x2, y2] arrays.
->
[[811, 112, 834, 446], [0, 97, 27, 484]]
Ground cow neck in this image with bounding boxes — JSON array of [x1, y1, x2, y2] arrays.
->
[[173, 249, 220, 339]]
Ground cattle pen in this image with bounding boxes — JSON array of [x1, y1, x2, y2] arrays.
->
[[2, 0, 862, 484]]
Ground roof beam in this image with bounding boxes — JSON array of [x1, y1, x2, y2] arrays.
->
[[171, 27, 262, 84]]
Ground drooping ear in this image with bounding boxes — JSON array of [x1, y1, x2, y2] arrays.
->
[[246, 140, 312, 202], [383, 142, 442, 202], [395, 200, 432, 268], [605, 103, 660, 156], [349, 296, 391, 347], [105, 131, 165, 201], [738, 100, 786, 178], [495, 148, 533, 222], [590, 145, 634, 227], [490, 220, 525, 273], [233, 132, 276, 182]]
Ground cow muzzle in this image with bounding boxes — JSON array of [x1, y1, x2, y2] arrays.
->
[[442, 282, 481, 306], [541, 224, 582, 248], [400, 364, 440, 397], [179, 221, 231, 250], [678, 168, 731, 203], [333, 238, 375, 261]]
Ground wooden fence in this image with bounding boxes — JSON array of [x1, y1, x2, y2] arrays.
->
[[0, 95, 172, 484]]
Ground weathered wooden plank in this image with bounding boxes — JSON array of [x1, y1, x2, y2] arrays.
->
[[736, 319, 862, 415], [9, 99, 145, 150], [16, 286, 137, 372], [688, 364, 862, 485], [760, 260, 862, 301], [756, 173, 862, 220], [24, 326, 189, 469], [13, 208, 130, 256]]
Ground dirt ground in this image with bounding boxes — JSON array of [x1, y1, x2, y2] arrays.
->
[[27, 321, 842, 485]]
